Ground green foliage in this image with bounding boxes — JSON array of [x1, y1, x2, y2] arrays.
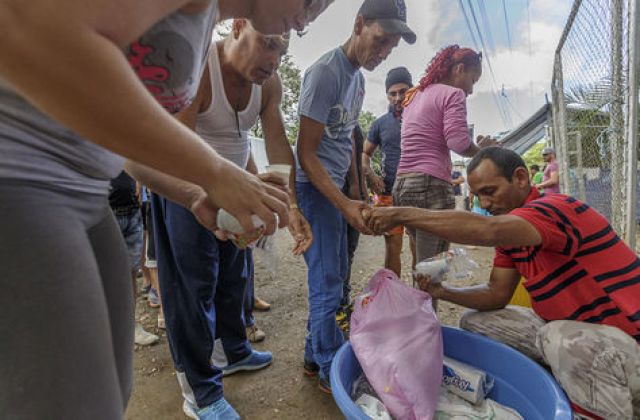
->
[[562, 79, 614, 169], [358, 110, 376, 136], [566, 109, 610, 168], [249, 53, 302, 143], [358, 110, 383, 175], [250, 121, 264, 139], [279, 54, 302, 144], [522, 141, 546, 169], [369, 149, 383, 175]]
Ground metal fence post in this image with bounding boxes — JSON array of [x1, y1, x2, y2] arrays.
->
[[555, 55, 571, 193], [610, 0, 626, 236], [574, 132, 587, 201], [626, 0, 639, 250]]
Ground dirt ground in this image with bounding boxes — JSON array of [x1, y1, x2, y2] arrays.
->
[[124, 233, 498, 420]]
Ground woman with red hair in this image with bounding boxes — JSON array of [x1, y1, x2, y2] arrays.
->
[[393, 45, 495, 272]]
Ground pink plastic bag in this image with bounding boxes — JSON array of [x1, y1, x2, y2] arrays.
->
[[350, 269, 443, 420]]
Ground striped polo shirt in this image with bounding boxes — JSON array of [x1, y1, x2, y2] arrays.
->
[[494, 188, 640, 341]]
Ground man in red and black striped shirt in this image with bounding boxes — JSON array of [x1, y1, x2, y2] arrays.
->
[[366, 147, 640, 419]]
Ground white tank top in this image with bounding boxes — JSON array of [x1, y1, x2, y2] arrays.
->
[[196, 44, 262, 169]]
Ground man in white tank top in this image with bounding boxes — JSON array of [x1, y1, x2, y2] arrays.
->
[[151, 20, 313, 419]]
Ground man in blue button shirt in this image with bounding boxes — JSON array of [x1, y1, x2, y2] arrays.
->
[[363, 67, 413, 277], [295, 0, 416, 393]]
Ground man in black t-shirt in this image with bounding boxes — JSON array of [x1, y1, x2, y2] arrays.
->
[[109, 171, 159, 346], [337, 125, 367, 333]]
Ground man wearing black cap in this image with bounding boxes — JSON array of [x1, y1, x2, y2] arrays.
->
[[363, 67, 413, 277], [295, 0, 415, 393]]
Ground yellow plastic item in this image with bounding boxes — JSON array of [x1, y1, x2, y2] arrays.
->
[[509, 278, 532, 308]]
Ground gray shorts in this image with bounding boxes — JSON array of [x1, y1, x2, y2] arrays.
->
[[393, 173, 455, 262], [461, 306, 640, 419]]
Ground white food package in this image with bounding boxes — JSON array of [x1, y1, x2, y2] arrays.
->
[[442, 357, 494, 405]]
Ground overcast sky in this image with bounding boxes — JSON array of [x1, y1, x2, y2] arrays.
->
[[288, 0, 573, 137]]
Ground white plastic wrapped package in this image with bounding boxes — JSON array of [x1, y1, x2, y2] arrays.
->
[[356, 394, 393, 420], [442, 357, 494, 405], [434, 388, 523, 420]]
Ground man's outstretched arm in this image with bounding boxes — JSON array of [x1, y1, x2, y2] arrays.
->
[[367, 207, 542, 248]]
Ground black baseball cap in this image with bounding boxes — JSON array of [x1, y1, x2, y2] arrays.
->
[[358, 0, 417, 45]]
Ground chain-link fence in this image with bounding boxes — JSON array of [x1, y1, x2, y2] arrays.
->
[[551, 0, 639, 249]]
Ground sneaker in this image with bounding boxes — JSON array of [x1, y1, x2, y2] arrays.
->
[[253, 296, 271, 311], [182, 399, 198, 419], [336, 308, 350, 335], [135, 323, 159, 346], [246, 325, 266, 343], [344, 302, 354, 317], [318, 375, 332, 394], [148, 287, 161, 308], [303, 359, 320, 377], [221, 350, 272, 377], [141, 283, 151, 295], [196, 398, 240, 420]]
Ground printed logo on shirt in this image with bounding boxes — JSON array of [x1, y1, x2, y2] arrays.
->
[[127, 33, 196, 113], [325, 104, 360, 140], [324, 79, 364, 140]]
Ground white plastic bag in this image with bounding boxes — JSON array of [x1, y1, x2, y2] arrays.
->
[[414, 249, 478, 283], [253, 233, 278, 279]]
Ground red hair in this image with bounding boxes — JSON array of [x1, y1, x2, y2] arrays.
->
[[404, 45, 481, 107]]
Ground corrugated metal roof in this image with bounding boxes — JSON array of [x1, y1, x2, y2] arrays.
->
[[499, 104, 552, 155]]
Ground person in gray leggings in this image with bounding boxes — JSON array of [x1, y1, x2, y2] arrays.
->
[[0, 1, 333, 419], [0, 183, 133, 419]]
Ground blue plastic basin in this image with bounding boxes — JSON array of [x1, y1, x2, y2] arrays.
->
[[330, 326, 573, 419]]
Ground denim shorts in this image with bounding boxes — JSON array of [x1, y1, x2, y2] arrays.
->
[[114, 208, 143, 271]]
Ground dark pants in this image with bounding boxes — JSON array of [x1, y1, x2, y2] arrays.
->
[[151, 195, 251, 408], [244, 249, 255, 328], [340, 180, 361, 308], [141, 200, 156, 262], [341, 224, 360, 307]]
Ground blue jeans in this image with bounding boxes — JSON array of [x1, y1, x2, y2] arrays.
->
[[151, 195, 251, 408], [113, 207, 143, 271], [296, 182, 347, 379]]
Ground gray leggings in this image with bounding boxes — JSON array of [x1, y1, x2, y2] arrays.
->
[[0, 182, 134, 419]]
